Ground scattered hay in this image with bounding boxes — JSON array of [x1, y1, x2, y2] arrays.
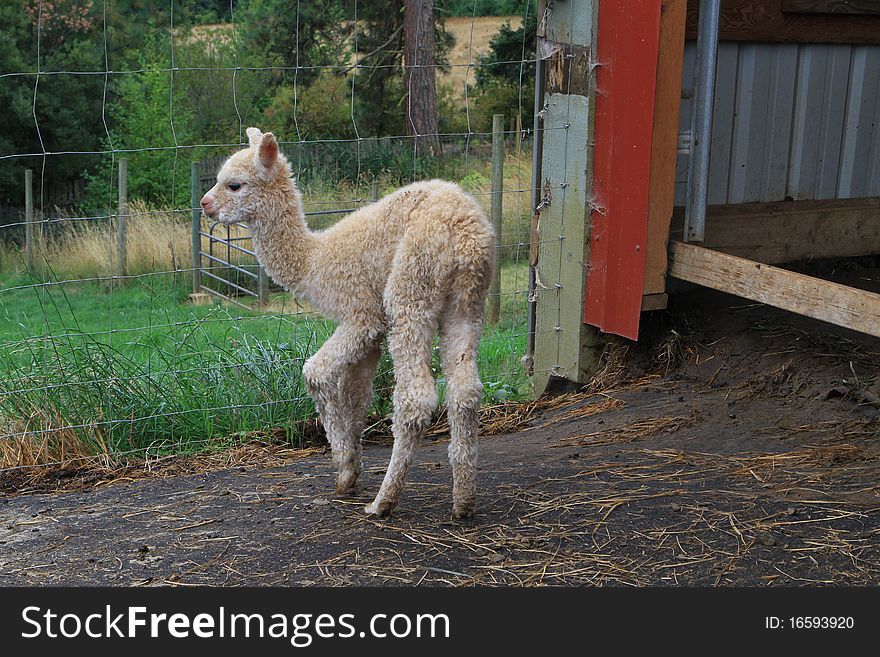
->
[[586, 337, 631, 392], [0, 417, 326, 496], [733, 361, 811, 401], [558, 410, 700, 447], [532, 395, 624, 429], [428, 390, 628, 441], [652, 328, 700, 374]]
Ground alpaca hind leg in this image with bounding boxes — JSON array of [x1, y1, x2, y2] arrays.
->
[[365, 315, 439, 517], [334, 342, 381, 493], [440, 312, 484, 519]]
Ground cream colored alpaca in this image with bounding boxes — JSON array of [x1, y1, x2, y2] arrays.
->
[[200, 128, 494, 518]]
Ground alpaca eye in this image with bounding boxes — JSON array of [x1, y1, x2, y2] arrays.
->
[[228, 183, 242, 192]]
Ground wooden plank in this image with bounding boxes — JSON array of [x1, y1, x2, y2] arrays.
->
[[641, 293, 669, 311], [669, 198, 880, 263], [782, 1, 880, 15], [685, 0, 880, 44], [668, 240, 880, 337], [643, 0, 688, 298]]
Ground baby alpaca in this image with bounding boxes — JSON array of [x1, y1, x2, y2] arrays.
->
[[201, 128, 494, 518]]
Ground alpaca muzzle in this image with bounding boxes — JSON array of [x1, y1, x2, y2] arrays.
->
[[199, 193, 217, 219]]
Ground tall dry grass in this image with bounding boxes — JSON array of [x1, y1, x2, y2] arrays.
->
[[43, 201, 193, 279], [0, 409, 107, 474], [0, 200, 258, 281], [0, 145, 534, 283]]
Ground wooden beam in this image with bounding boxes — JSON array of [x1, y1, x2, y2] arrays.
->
[[669, 198, 880, 264], [668, 240, 880, 337], [782, 1, 880, 15], [685, 0, 880, 44], [644, 0, 688, 300], [641, 293, 669, 311]]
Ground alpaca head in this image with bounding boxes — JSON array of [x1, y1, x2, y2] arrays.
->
[[200, 127, 295, 226]]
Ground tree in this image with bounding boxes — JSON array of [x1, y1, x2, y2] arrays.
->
[[352, 0, 405, 137], [0, 1, 105, 207], [81, 34, 193, 212], [472, 8, 536, 132], [403, 0, 440, 155], [236, 0, 352, 91]]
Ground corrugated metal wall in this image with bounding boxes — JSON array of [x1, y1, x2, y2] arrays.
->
[[675, 42, 880, 206]]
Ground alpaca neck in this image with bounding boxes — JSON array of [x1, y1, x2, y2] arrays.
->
[[248, 185, 319, 297]]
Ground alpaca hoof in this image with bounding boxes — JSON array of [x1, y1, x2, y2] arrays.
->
[[335, 470, 359, 494], [452, 503, 475, 520], [364, 499, 395, 518]]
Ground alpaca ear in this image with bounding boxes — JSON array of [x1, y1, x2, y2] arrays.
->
[[246, 127, 263, 148], [256, 133, 279, 171]]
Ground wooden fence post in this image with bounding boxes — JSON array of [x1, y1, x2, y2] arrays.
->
[[371, 179, 379, 202], [515, 111, 523, 165], [117, 158, 128, 278], [24, 169, 34, 275], [191, 161, 202, 295], [487, 113, 504, 325], [258, 265, 270, 308], [530, 0, 604, 397]]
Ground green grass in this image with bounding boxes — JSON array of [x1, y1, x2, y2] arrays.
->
[[0, 141, 534, 468], [0, 263, 529, 466]]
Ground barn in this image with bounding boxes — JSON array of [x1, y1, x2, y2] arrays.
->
[[528, 0, 880, 395]]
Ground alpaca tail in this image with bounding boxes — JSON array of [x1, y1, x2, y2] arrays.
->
[[451, 216, 494, 320]]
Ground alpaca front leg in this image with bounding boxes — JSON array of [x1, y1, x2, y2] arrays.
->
[[302, 356, 350, 488], [302, 325, 379, 494], [334, 342, 381, 493]]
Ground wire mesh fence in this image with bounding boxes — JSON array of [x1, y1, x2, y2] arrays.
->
[[0, 0, 549, 482]]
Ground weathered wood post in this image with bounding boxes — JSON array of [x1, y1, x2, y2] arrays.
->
[[24, 169, 34, 275], [487, 113, 504, 325], [529, 0, 604, 396], [257, 264, 270, 308], [191, 161, 202, 295], [117, 158, 128, 278], [371, 179, 379, 202]]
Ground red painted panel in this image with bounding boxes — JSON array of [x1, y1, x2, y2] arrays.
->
[[583, 0, 662, 340]]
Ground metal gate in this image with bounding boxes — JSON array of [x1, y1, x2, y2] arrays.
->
[[189, 156, 359, 309]]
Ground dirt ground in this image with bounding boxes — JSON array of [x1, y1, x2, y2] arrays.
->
[[1, 264, 879, 586]]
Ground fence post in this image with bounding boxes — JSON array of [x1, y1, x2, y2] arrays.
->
[[371, 179, 379, 202], [487, 113, 504, 325], [24, 169, 34, 275], [117, 158, 128, 278], [530, 0, 604, 397], [515, 111, 522, 159], [258, 265, 270, 308], [191, 161, 202, 295]]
